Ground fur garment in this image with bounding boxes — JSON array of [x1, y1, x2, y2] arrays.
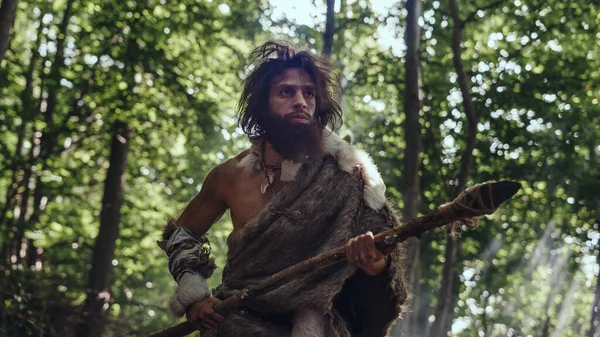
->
[[169, 273, 211, 317], [214, 132, 409, 337]]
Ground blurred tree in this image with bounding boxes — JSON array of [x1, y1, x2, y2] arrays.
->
[[591, 239, 600, 337], [76, 120, 131, 337], [322, 0, 335, 56], [0, 0, 18, 64], [429, 0, 482, 335], [401, 0, 424, 336]]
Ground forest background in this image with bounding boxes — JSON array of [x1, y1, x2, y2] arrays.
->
[[0, 0, 598, 336]]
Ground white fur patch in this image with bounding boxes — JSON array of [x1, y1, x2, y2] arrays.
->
[[280, 160, 302, 182], [169, 273, 211, 317], [324, 131, 386, 210], [237, 147, 262, 172], [292, 309, 326, 337]]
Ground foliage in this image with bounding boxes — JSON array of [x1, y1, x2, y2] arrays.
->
[[0, 0, 598, 336]]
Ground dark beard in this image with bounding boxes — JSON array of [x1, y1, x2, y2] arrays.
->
[[260, 113, 324, 163]]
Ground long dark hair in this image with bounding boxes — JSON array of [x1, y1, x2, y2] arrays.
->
[[237, 41, 343, 139]]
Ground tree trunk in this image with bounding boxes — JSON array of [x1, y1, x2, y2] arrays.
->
[[0, 58, 28, 324], [12, 131, 40, 265], [481, 294, 490, 336], [402, 0, 422, 235], [41, 0, 75, 136], [538, 249, 569, 337], [0, 142, 23, 263], [590, 238, 600, 337], [589, 142, 600, 337], [0, 67, 33, 232], [429, 236, 455, 337], [322, 0, 346, 123], [75, 120, 131, 337], [12, 165, 33, 264], [0, 0, 18, 64], [322, 0, 335, 57], [334, 0, 347, 111], [429, 0, 479, 335], [402, 0, 423, 335]]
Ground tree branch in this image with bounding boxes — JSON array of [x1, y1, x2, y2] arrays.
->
[[449, 0, 477, 124]]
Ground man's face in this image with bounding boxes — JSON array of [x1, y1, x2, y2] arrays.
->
[[261, 68, 323, 162], [268, 68, 316, 124]]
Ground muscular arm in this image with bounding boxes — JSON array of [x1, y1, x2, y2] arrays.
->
[[176, 165, 230, 237], [168, 165, 231, 328]]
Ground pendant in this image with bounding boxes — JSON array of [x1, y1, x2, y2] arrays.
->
[[261, 165, 280, 194], [267, 168, 275, 185], [261, 177, 270, 194]]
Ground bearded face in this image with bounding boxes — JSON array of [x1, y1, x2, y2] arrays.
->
[[260, 68, 324, 162], [260, 113, 324, 163]]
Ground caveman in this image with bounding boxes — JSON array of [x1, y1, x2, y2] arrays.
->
[[160, 41, 409, 337]]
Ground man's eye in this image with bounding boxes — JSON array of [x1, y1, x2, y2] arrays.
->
[[280, 89, 291, 96], [305, 91, 315, 97]]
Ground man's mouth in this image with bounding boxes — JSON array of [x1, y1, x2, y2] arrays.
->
[[287, 113, 310, 123]]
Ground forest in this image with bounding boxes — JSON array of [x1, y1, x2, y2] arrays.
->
[[0, 0, 598, 336]]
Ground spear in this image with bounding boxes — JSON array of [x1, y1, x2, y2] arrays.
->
[[148, 180, 521, 337]]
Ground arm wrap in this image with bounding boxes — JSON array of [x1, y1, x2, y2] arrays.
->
[[158, 221, 217, 316]]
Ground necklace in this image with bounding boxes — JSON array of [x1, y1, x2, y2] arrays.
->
[[261, 163, 281, 194], [260, 141, 282, 194]]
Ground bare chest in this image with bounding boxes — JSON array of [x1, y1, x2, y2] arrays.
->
[[226, 169, 288, 229]]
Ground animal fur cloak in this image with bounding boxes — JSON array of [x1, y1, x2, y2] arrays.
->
[[213, 133, 409, 337]]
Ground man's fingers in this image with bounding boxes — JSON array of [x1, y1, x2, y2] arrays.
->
[[363, 231, 385, 261], [191, 321, 202, 331], [201, 314, 219, 327], [187, 311, 198, 322], [210, 311, 225, 323], [364, 231, 377, 254], [351, 237, 362, 265], [209, 297, 222, 305], [189, 315, 206, 331], [347, 233, 385, 268], [346, 239, 356, 265], [357, 235, 370, 264], [186, 298, 225, 331]]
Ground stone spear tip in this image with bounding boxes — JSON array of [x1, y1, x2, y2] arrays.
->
[[490, 180, 522, 206], [470, 180, 522, 212], [453, 181, 522, 217]]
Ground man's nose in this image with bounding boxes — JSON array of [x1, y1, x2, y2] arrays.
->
[[293, 91, 307, 109]]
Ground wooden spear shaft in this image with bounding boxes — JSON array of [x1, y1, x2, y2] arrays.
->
[[148, 180, 521, 337]]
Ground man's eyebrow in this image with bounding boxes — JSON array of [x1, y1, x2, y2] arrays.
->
[[276, 83, 315, 90]]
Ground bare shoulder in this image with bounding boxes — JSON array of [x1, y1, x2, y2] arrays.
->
[[232, 149, 253, 166], [208, 149, 253, 187], [175, 151, 252, 233]]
